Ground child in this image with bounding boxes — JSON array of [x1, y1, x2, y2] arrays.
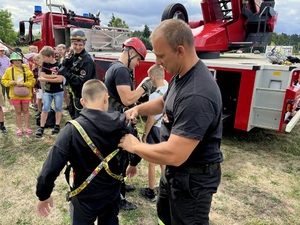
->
[[1, 52, 35, 136], [56, 44, 67, 64], [35, 46, 64, 138], [56, 44, 70, 110], [36, 79, 138, 224], [32, 53, 43, 116], [0, 84, 8, 134], [140, 65, 168, 202], [0, 45, 11, 112]]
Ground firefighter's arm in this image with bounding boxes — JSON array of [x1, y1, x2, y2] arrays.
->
[[117, 85, 145, 106], [119, 133, 199, 166], [62, 61, 95, 88]]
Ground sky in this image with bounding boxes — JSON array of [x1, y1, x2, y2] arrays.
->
[[1, 0, 299, 35]]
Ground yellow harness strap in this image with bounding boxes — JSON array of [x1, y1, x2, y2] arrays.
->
[[66, 120, 123, 201]]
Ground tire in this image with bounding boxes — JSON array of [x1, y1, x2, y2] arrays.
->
[[161, 3, 189, 23]]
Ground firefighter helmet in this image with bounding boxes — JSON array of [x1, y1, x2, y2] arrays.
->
[[70, 29, 87, 42], [10, 52, 23, 62], [123, 37, 147, 60]]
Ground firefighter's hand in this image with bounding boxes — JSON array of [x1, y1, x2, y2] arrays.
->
[[58, 66, 68, 76], [118, 134, 140, 154], [124, 108, 139, 124], [141, 78, 153, 96], [126, 165, 137, 178], [36, 196, 53, 217]]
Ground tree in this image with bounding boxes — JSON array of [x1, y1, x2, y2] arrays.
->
[[142, 25, 151, 38], [107, 13, 129, 29], [0, 9, 17, 46]]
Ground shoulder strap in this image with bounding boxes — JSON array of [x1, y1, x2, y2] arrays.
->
[[69, 120, 104, 160], [152, 89, 164, 125], [156, 89, 164, 96], [65, 120, 123, 201]]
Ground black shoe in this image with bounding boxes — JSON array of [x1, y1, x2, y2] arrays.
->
[[36, 127, 44, 138], [120, 199, 137, 211], [35, 111, 41, 117], [140, 188, 156, 202], [125, 184, 136, 192], [0, 126, 7, 134], [51, 125, 60, 135]]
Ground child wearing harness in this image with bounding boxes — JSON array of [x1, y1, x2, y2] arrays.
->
[[36, 79, 139, 225]]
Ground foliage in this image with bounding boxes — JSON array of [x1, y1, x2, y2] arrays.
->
[[131, 25, 152, 50], [0, 9, 17, 46], [142, 25, 151, 39], [271, 32, 300, 52], [107, 13, 129, 29]]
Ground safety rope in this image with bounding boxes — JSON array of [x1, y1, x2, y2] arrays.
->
[[66, 120, 123, 201]]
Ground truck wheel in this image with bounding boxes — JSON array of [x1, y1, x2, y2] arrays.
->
[[161, 3, 189, 23]]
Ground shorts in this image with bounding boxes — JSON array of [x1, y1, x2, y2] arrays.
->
[[10, 99, 31, 105], [42, 91, 64, 112], [146, 126, 161, 144], [36, 89, 44, 99]]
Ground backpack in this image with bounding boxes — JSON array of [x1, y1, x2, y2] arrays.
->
[[36, 109, 56, 128]]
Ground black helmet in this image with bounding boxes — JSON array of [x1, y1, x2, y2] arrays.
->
[[70, 29, 87, 42]]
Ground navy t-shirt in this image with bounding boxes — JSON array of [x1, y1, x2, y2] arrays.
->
[[161, 60, 223, 165], [104, 61, 133, 109]]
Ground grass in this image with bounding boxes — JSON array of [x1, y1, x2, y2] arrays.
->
[[1, 104, 300, 225]]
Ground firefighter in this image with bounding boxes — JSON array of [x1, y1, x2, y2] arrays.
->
[[119, 19, 223, 224], [104, 37, 152, 210], [58, 29, 96, 119]]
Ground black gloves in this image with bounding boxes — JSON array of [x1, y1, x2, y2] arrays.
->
[[141, 78, 153, 96]]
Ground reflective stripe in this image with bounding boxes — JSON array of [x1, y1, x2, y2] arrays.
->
[[158, 218, 165, 225]]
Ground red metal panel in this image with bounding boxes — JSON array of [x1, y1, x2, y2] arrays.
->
[[234, 69, 256, 131], [278, 87, 300, 133]]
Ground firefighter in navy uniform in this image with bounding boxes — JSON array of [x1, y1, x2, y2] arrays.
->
[[58, 29, 96, 119], [104, 37, 152, 210]]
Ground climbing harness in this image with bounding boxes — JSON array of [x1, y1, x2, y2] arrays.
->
[[65, 120, 123, 201]]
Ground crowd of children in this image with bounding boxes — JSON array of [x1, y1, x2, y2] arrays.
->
[[0, 44, 69, 137], [1, 35, 168, 224]]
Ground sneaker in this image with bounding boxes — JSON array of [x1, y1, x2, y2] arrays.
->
[[36, 127, 44, 138], [125, 184, 136, 192], [51, 125, 60, 135], [140, 188, 156, 202], [120, 199, 137, 211], [30, 104, 38, 110], [1, 126, 7, 134], [35, 111, 41, 117]]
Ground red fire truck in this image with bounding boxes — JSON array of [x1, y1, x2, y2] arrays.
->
[[19, 0, 300, 133]]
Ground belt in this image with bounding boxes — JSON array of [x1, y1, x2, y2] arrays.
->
[[167, 163, 220, 174]]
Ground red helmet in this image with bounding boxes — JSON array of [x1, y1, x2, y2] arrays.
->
[[123, 37, 147, 60]]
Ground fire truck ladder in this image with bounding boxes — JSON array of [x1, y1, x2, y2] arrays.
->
[[46, 0, 67, 39], [242, 0, 276, 47]]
